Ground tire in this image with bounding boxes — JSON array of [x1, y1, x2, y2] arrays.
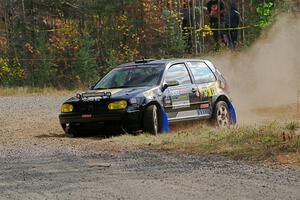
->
[[62, 123, 79, 137], [212, 101, 231, 128], [143, 105, 160, 135]]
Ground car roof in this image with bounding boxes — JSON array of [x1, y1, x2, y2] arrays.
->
[[117, 58, 209, 68]]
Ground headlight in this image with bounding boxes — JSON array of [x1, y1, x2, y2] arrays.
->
[[108, 100, 127, 110], [61, 104, 74, 113]]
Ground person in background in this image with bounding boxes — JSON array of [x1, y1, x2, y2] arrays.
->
[[206, 0, 226, 50], [181, 1, 201, 53], [181, 2, 193, 53], [228, 2, 241, 49]]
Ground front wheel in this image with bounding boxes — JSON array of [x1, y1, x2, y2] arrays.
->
[[61, 123, 79, 137], [143, 105, 160, 135], [212, 101, 231, 128]]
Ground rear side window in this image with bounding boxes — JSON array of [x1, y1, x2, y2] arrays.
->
[[165, 64, 192, 85], [188, 62, 216, 84]]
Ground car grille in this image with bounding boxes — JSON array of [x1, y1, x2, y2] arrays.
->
[[76, 102, 107, 113]]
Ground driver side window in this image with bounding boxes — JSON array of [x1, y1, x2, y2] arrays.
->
[[165, 64, 192, 85]]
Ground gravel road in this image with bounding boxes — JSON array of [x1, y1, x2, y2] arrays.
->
[[1, 96, 300, 200]]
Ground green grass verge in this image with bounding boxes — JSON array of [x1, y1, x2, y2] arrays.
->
[[103, 121, 300, 165]]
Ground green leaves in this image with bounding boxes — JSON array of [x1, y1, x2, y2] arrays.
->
[[161, 10, 186, 57], [73, 36, 97, 87], [256, 2, 274, 28]]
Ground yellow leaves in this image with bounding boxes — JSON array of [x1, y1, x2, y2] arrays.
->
[[0, 58, 10, 74], [49, 20, 80, 53], [118, 41, 139, 64], [25, 43, 34, 54], [0, 58, 25, 80], [120, 15, 128, 22], [114, 13, 141, 60], [116, 15, 131, 35], [142, 1, 152, 12]]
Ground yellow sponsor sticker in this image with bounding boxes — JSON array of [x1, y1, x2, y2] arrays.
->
[[206, 83, 213, 97], [198, 85, 203, 95], [216, 81, 220, 89], [198, 82, 219, 97], [221, 82, 225, 89]]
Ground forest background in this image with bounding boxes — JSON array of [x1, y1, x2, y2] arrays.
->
[[0, 0, 280, 88]]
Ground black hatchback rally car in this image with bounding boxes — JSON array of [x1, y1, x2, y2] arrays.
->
[[59, 59, 236, 136]]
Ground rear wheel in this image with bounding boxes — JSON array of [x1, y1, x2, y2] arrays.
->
[[213, 101, 231, 128], [143, 105, 160, 135]]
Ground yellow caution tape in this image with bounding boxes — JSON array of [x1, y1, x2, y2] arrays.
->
[[183, 24, 260, 32], [36, 27, 72, 32], [196, 25, 259, 32]]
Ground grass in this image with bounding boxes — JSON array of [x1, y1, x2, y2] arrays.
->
[[0, 87, 78, 96], [101, 121, 300, 166]]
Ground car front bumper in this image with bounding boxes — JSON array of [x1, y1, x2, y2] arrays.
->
[[59, 110, 142, 130]]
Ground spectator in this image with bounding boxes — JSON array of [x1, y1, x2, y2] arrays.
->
[[206, 0, 226, 50], [181, 1, 201, 53], [228, 2, 241, 49], [181, 2, 192, 53]]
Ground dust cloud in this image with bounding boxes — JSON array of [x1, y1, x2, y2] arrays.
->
[[211, 12, 300, 123]]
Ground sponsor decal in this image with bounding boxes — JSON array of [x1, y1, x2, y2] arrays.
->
[[176, 110, 198, 118], [171, 94, 190, 109], [221, 81, 226, 89], [197, 109, 210, 116], [170, 88, 190, 96], [206, 82, 217, 97], [144, 87, 161, 99], [198, 82, 219, 98], [200, 103, 210, 109]]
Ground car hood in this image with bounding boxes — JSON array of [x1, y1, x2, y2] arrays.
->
[[92, 87, 153, 98], [65, 86, 157, 103]]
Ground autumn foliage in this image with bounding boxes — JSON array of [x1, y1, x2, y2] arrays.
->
[[0, 0, 276, 88]]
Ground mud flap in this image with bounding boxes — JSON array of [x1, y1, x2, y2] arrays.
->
[[162, 110, 169, 133], [228, 101, 237, 125]]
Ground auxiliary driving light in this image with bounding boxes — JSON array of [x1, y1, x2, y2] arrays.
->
[[61, 104, 74, 113], [108, 100, 127, 110]]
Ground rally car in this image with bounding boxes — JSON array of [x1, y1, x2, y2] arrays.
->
[[59, 59, 236, 136]]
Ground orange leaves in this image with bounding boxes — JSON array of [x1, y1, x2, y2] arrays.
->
[[25, 43, 34, 54], [142, 0, 164, 27], [116, 15, 131, 37], [49, 20, 80, 53], [0, 36, 6, 52]]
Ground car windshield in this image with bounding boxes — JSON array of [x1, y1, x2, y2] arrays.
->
[[94, 65, 164, 89]]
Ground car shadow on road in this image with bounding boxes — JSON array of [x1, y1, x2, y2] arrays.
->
[[35, 130, 125, 140], [35, 133, 71, 138]]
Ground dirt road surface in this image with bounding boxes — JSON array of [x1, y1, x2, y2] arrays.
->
[[1, 96, 300, 200]]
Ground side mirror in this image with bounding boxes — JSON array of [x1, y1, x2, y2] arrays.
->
[[161, 80, 179, 92], [89, 85, 95, 90], [167, 80, 180, 87]]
